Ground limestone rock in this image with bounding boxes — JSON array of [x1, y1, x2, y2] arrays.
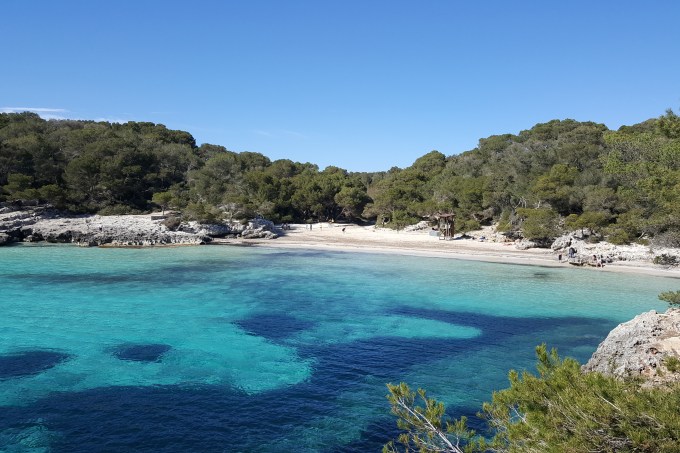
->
[[583, 308, 680, 386], [240, 218, 280, 239], [514, 239, 536, 250], [179, 221, 239, 237], [404, 221, 430, 232], [549, 232, 672, 264], [0, 207, 212, 247], [0, 232, 10, 246]]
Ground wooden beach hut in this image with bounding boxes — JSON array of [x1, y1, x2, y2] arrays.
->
[[436, 213, 455, 240]]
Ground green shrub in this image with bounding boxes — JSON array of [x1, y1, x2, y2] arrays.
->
[[665, 356, 680, 373], [386, 345, 680, 453], [658, 290, 680, 306], [653, 254, 680, 268], [606, 227, 632, 245], [98, 204, 141, 216], [496, 210, 512, 232], [162, 215, 182, 231], [516, 208, 560, 241]]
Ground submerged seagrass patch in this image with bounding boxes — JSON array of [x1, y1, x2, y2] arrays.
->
[[0, 350, 71, 379], [110, 344, 172, 362]]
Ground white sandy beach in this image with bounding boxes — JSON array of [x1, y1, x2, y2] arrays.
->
[[221, 223, 680, 279]]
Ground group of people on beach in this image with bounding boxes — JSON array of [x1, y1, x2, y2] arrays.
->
[[558, 247, 609, 267]]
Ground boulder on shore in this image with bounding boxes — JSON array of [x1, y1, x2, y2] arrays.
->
[[240, 218, 280, 239], [583, 308, 680, 387], [0, 232, 10, 246]]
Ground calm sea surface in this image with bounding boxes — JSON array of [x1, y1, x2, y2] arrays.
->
[[0, 244, 673, 451]]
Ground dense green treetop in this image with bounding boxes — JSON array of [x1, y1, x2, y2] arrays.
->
[[2, 108, 680, 245]]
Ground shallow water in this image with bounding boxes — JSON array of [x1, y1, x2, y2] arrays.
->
[[0, 244, 673, 451]]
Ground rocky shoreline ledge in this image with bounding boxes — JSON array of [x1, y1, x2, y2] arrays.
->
[[0, 205, 280, 247], [583, 308, 680, 387]]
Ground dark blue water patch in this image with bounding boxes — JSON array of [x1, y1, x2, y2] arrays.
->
[[110, 344, 171, 362], [0, 350, 71, 380], [328, 416, 401, 453], [235, 313, 316, 341], [389, 306, 613, 340], [532, 271, 552, 279], [0, 422, 59, 451], [7, 257, 252, 288], [0, 383, 348, 452], [11, 269, 219, 288], [10, 272, 150, 285], [260, 250, 339, 260], [329, 403, 486, 453], [291, 310, 614, 408], [387, 306, 616, 366], [0, 312, 615, 452]]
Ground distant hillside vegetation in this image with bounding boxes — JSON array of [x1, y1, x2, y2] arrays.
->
[[2, 109, 679, 246]]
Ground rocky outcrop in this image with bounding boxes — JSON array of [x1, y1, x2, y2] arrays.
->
[[178, 221, 241, 238], [514, 239, 537, 250], [240, 218, 280, 239], [550, 232, 680, 264], [583, 308, 680, 386], [0, 206, 211, 247], [0, 205, 281, 246]]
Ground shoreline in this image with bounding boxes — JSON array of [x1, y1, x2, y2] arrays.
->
[[3, 207, 680, 279], [216, 224, 680, 279]]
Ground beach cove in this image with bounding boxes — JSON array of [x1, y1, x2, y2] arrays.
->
[[0, 243, 675, 451], [222, 223, 680, 279]]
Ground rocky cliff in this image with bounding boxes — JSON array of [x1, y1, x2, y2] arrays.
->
[[583, 308, 680, 386], [0, 205, 280, 247]]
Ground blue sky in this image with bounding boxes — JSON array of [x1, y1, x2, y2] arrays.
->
[[2, 1, 679, 172]]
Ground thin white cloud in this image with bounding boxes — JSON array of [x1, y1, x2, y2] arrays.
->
[[0, 107, 68, 114], [0, 107, 134, 124], [282, 130, 308, 140], [1, 107, 69, 121], [253, 129, 273, 137]]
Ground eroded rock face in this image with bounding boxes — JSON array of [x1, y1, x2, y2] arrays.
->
[[583, 308, 680, 386], [240, 218, 280, 239], [0, 206, 213, 247], [514, 239, 537, 250], [178, 221, 240, 237], [0, 206, 283, 245], [550, 232, 672, 263]]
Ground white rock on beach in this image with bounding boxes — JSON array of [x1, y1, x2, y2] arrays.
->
[[0, 206, 211, 246], [240, 218, 280, 239], [0, 204, 292, 246], [551, 232, 673, 264]]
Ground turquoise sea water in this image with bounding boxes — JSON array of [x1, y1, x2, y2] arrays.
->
[[0, 244, 674, 451]]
